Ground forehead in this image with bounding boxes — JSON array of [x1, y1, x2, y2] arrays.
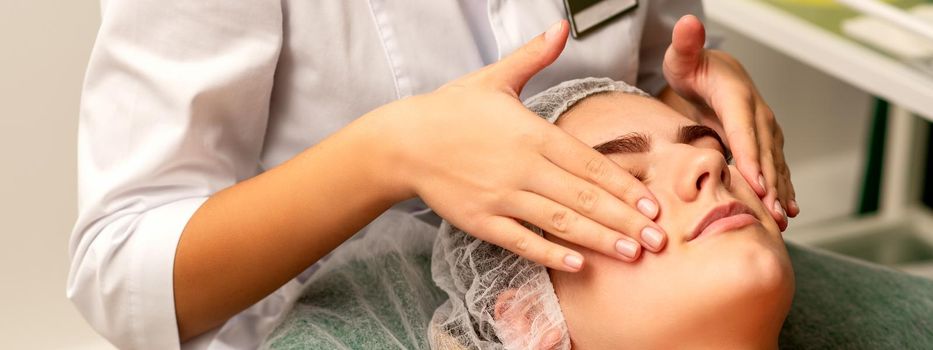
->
[[554, 92, 695, 146]]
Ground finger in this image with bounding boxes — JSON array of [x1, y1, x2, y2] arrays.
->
[[779, 165, 798, 218], [764, 192, 788, 232], [715, 91, 766, 197], [524, 158, 667, 252], [539, 128, 660, 219], [756, 117, 785, 227], [665, 14, 707, 80], [775, 150, 799, 218], [771, 125, 799, 218], [480, 216, 585, 272], [481, 20, 569, 96], [755, 105, 791, 223], [771, 154, 792, 219], [502, 190, 642, 261], [771, 135, 797, 218], [756, 137, 787, 232], [785, 178, 799, 218]]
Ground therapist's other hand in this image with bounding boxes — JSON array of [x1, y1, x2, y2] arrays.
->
[[661, 15, 797, 230], [371, 21, 666, 271]]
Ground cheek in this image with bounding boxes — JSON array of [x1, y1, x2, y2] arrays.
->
[[555, 251, 695, 339], [551, 252, 671, 337], [727, 167, 758, 199], [727, 167, 778, 229]]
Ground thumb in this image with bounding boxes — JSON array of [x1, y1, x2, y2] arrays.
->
[[664, 15, 706, 81], [486, 20, 569, 96]]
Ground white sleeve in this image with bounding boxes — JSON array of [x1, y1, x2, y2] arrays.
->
[[67, 1, 282, 348], [636, 0, 706, 96]]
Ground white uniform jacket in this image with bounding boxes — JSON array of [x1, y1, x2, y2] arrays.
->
[[69, 0, 703, 349]]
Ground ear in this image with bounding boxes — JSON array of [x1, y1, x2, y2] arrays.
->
[[494, 288, 531, 331], [494, 289, 563, 350]]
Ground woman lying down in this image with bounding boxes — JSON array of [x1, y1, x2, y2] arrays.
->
[[429, 77, 794, 349], [263, 77, 933, 349]]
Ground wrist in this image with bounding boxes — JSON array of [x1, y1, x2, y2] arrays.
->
[[352, 101, 419, 205]]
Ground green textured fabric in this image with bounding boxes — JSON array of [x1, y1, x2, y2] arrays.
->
[[264, 252, 446, 349], [263, 238, 933, 349], [780, 244, 933, 349], [261, 211, 447, 350]]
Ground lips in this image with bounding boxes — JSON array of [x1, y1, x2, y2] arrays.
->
[[689, 201, 759, 241]]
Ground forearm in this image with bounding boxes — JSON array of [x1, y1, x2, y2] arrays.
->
[[173, 115, 409, 341]]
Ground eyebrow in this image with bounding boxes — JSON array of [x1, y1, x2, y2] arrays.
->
[[592, 124, 733, 162]]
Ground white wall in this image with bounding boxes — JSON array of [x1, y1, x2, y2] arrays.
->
[[0, 1, 113, 349], [0, 2, 872, 349]]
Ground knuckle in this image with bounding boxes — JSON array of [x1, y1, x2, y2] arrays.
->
[[760, 151, 775, 164], [576, 188, 600, 213], [517, 130, 545, 149], [585, 157, 612, 182], [514, 235, 530, 252], [761, 110, 776, 124], [476, 216, 498, 233], [482, 190, 508, 213], [550, 209, 576, 233]]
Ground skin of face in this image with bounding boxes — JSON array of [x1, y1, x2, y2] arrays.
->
[[544, 92, 795, 349]]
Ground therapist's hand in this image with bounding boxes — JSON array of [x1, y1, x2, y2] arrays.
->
[[661, 15, 797, 230], [370, 21, 665, 271]]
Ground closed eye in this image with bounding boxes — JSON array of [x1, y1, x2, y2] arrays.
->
[[630, 168, 647, 182], [592, 125, 732, 163], [677, 125, 733, 163]]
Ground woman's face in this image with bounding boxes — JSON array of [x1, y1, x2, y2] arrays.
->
[[547, 93, 794, 349]]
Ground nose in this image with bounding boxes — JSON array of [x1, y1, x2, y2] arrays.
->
[[676, 147, 730, 202]]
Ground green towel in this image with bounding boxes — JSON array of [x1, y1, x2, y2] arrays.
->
[[261, 211, 447, 350], [780, 244, 933, 349], [263, 221, 933, 349]]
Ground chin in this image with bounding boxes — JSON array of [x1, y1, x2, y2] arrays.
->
[[626, 225, 796, 348], [554, 226, 795, 349], [713, 225, 793, 295], [691, 225, 796, 346]]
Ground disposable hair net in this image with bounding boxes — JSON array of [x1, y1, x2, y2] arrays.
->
[[429, 78, 650, 350]]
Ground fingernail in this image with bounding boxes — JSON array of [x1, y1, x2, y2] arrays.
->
[[789, 200, 799, 214], [563, 254, 583, 270], [615, 239, 639, 259], [757, 174, 766, 193], [544, 21, 562, 43], [774, 199, 786, 218], [641, 227, 664, 250], [636, 198, 658, 219]]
